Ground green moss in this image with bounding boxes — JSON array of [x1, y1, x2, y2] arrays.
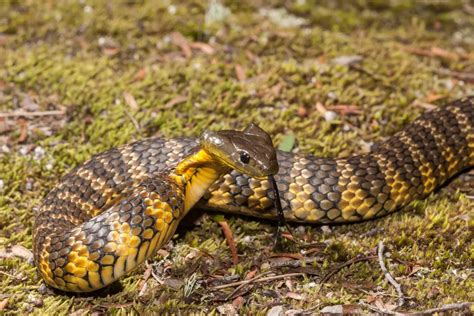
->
[[0, 0, 472, 314]]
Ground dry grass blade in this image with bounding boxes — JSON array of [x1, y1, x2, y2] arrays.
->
[[218, 220, 239, 265], [0, 110, 65, 118], [378, 241, 405, 308]]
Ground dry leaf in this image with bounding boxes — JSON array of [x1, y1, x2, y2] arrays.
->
[[0, 35, 9, 46], [430, 47, 459, 61], [413, 100, 437, 110], [320, 304, 361, 314], [190, 42, 215, 54], [245, 269, 258, 280], [70, 308, 89, 316], [17, 117, 29, 143], [102, 47, 120, 56], [217, 303, 237, 315], [0, 245, 33, 261], [315, 102, 327, 114], [0, 299, 8, 311], [134, 68, 147, 81], [232, 296, 245, 310], [170, 32, 192, 58], [235, 64, 247, 82], [164, 95, 187, 109], [285, 292, 306, 300], [424, 93, 444, 103], [285, 279, 293, 291], [328, 104, 361, 115], [123, 92, 138, 110], [297, 106, 308, 117]]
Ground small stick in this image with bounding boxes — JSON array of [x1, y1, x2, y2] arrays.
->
[[218, 220, 239, 265], [138, 261, 152, 297], [123, 109, 141, 132], [270, 256, 324, 269], [320, 255, 377, 285], [378, 241, 405, 308], [360, 301, 473, 316], [211, 272, 304, 291], [432, 68, 474, 83], [224, 272, 269, 300], [0, 110, 65, 118]]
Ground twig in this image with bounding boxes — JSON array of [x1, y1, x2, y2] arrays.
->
[[210, 271, 272, 290], [0, 110, 65, 118], [200, 274, 240, 286], [270, 256, 324, 269], [349, 64, 398, 91], [138, 261, 152, 297], [378, 241, 405, 308], [320, 255, 377, 285], [432, 68, 474, 83], [210, 272, 304, 291], [218, 220, 238, 265], [360, 301, 473, 316], [123, 109, 141, 132], [409, 302, 473, 315], [224, 272, 270, 300]]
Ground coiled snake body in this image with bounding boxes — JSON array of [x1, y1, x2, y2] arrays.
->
[[33, 97, 473, 292]]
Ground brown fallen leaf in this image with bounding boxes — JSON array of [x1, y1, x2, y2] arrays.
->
[[21, 93, 39, 112], [425, 92, 445, 103], [190, 42, 215, 55], [0, 245, 33, 261], [123, 92, 138, 110], [138, 262, 153, 297], [320, 304, 361, 314], [235, 64, 247, 82], [328, 104, 361, 115], [0, 34, 9, 46], [270, 83, 283, 96], [134, 68, 147, 81], [17, 117, 29, 143], [163, 95, 187, 109], [270, 252, 304, 260], [170, 32, 192, 58], [70, 308, 89, 316], [430, 46, 460, 61], [232, 296, 245, 310], [315, 102, 328, 114], [402, 46, 469, 61], [0, 298, 8, 311], [102, 47, 120, 56], [286, 292, 306, 300], [244, 269, 258, 280], [413, 100, 437, 110], [218, 220, 238, 265], [297, 106, 308, 117]]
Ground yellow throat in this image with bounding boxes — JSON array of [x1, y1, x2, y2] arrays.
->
[[173, 149, 230, 213]]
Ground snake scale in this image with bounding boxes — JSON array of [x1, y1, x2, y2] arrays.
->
[[33, 97, 473, 292]]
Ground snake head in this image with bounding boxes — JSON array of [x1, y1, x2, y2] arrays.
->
[[200, 123, 279, 179]]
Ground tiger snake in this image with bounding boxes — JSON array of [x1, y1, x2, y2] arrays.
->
[[33, 97, 473, 292]]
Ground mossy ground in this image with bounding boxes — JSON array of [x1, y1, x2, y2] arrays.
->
[[0, 1, 473, 315]]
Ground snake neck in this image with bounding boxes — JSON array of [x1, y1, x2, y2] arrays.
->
[[172, 148, 230, 213]]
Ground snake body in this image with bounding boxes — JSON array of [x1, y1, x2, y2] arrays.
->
[[33, 97, 473, 292]]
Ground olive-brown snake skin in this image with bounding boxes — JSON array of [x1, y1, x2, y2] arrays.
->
[[33, 97, 473, 292]]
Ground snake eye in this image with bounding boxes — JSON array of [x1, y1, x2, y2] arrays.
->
[[239, 151, 250, 164]]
